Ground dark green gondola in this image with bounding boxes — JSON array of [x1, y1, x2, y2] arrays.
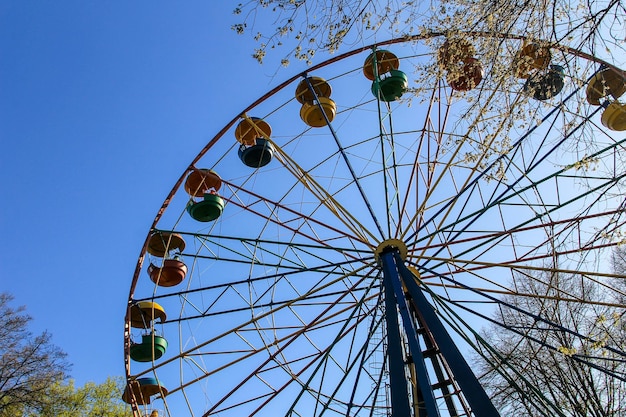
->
[[130, 334, 168, 362], [371, 69, 409, 101], [524, 65, 565, 101], [364, 50, 408, 101], [238, 138, 275, 168], [187, 193, 225, 222]]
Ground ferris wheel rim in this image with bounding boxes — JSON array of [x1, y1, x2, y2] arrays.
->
[[124, 32, 626, 416]]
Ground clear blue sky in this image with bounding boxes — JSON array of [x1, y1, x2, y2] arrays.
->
[[0, 1, 307, 386], [4, 0, 622, 399]]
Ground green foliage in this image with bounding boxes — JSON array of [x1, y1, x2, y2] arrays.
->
[[23, 377, 131, 417]]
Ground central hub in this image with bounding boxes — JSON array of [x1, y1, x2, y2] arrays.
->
[[374, 238, 408, 263]]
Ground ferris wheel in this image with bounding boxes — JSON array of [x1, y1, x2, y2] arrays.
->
[[123, 33, 626, 417]]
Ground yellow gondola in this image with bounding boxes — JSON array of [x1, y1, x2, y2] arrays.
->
[[601, 102, 626, 131], [129, 301, 166, 329], [296, 77, 336, 127]]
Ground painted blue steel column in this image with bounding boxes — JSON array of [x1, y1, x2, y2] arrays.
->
[[382, 259, 413, 417], [381, 250, 440, 417], [394, 252, 501, 417]]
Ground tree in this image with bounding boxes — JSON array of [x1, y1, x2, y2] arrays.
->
[[611, 245, 626, 302], [23, 377, 131, 417], [232, 0, 625, 66], [475, 266, 626, 416], [0, 294, 131, 416], [0, 293, 70, 416]]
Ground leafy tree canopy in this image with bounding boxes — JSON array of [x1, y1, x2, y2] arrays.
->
[[22, 377, 131, 417]]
